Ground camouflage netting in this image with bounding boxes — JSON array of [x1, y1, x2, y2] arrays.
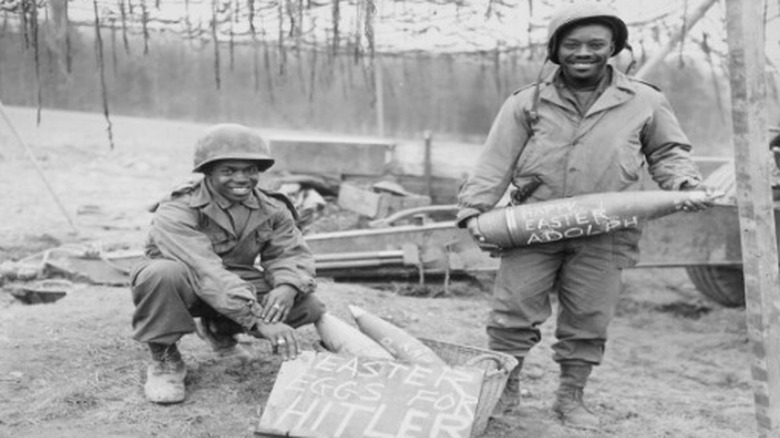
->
[[1, 0, 778, 147]]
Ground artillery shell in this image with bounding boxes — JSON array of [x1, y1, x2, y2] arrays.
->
[[349, 305, 446, 366], [314, 312, 394, 359], [475, 190, 720, 249]]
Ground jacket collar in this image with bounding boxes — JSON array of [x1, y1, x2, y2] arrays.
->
[[189, 179, 264, 239], [539, 65, 637, 116]]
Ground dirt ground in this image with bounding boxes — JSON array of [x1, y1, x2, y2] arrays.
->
[[0, 106, 757, 438]]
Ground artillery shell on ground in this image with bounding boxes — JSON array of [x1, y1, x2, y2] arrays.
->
[[314, 312, 394, 359], [348, 305, 446, 366]]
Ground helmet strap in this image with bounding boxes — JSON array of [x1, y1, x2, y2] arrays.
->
[[527, 59, 549, 133]]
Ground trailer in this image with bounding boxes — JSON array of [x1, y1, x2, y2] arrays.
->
[[307, 158, 779, 308]]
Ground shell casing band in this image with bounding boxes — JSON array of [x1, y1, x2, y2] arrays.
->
[[504, 207, 522, 248]]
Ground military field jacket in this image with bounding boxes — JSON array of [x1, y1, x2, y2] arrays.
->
[[144, 180, 316, 330], [458, 66, 702, 225]]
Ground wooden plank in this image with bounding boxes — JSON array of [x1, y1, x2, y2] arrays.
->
[[268, 138, 394, 176], [337, 183, 432, 219], [256, 351, 484, 438], [376, 194, 432, 219], [724, 1, 780, 436], [337, 183, 383, 218]]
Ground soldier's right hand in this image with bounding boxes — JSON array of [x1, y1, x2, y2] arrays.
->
[[249, 321, 300, 361], [465, 217, 504, 257]]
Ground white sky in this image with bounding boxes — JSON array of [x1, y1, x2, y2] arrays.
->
[[60, 0, 780, 61]]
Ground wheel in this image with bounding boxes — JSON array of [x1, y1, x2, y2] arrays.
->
[[681, 161, 745, 308], [685, 265, 745, 308]]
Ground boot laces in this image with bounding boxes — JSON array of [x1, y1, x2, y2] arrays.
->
[[557, 386, 593, 413], [569, 387, 595, 414], [154, 344, 183, 372]]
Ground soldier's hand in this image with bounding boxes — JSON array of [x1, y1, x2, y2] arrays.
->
[[466, 217, 504, 256], [249, 321, 300, 361], [260, 285, 297, 324], [680, 183, 722, 212]]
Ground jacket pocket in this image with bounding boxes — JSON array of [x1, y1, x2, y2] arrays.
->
[[206, 228, 235, 255], [611, 228, 642, 268], [616, 137, 645, 183]]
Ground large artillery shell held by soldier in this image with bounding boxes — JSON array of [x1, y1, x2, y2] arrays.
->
[[474, 190, 718, 249]]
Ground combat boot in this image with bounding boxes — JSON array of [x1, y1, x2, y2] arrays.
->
[[195, 317, 253, 361], [145, 342, 187, 404], [552, 361, 600, 430], [491, 356, 524, 418]]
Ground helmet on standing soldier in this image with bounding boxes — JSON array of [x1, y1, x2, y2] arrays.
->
[[192, 123, 275, 173], [546, 2, 629, 64]]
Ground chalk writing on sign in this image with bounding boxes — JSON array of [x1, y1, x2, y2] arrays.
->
[[257, 351, 485, 438]]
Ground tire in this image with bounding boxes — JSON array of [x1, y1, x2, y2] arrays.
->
[[685, 265, 745, 308], [682, 162, 745, 308]]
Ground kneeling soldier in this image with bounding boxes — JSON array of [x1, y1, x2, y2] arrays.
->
[[130, 123, 325, 404]]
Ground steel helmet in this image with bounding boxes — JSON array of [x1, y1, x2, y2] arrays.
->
[[546, 2, 628, 64], [192, 123, 275, 173]]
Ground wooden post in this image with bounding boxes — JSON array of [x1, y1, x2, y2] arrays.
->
[[374, 55, 385, 137], [724, 1, 780, 436], [423, 130, 433, 198]]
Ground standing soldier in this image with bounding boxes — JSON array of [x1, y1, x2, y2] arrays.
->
[[131, 123, 325, 404], [457, 2, 713, 430]]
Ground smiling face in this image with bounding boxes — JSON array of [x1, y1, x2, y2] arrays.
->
[[206, 160, 261, 202], [557, 23, 614, 88]]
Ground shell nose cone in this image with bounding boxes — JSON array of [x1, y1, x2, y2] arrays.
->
[[347, 305, 366, 318]]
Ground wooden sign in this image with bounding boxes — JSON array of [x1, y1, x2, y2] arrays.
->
[[256, 351, 485, 438]]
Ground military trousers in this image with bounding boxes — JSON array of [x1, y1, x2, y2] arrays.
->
[[487, 234, 623, 365], [130, 258, 325, 345]]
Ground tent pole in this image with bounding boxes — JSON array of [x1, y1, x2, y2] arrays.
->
[[0, 102, 79, 234]]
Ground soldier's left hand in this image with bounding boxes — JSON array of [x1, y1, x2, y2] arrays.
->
[[680, 183, 720, 212], [260, 284, 297, 324]]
